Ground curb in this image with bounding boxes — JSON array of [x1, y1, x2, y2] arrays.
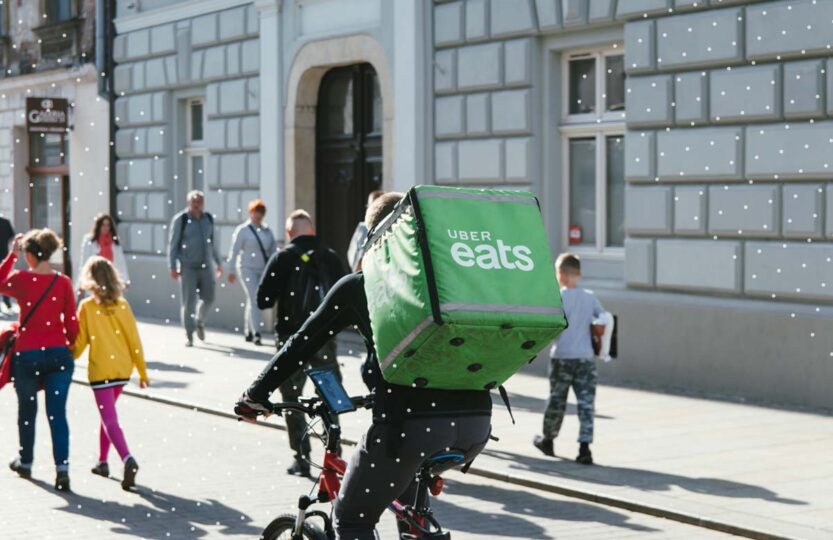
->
[[72, 378, 797, 540]]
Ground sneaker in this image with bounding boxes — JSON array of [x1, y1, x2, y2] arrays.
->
[[91, 462, 110, 478], [196, 324, 206, 342], [576, 443, 593, 465], [9, 459, 32, 479], [245, 332, 253, 343], [55, 472, 71, 492], [286, 456, 311, 478], [185, 337, 194, 347], [253, 333, 262, 346], [122, 457, 139, 490], [533, 435, 555, 457]]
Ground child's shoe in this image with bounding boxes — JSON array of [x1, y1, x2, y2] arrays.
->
[[122, 457, 139, 490], [576, 442, 593, 465], [91, 462, 110, 477], [9, 458, 32, 479], [532, 435, 555, 457], [55, 472, 71, 492]]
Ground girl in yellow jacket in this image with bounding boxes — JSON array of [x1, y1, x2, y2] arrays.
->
[[72, 256, 149, 490]]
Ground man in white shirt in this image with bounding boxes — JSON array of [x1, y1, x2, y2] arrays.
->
[[227, 199, 276, 345]]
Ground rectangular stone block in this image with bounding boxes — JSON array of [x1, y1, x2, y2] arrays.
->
[[828, 60, 833, 116], [535, 0, 560, 29], [458, 139, 503, 182], [491, 89, 530, 135], [241, 40, 259, 73], [616, 0, 671, 19], [150, 24, 175, 55], [220, 153, 247, 187], [227, 118, 241, 149], [657, 127, 742, 181], [746, 0, 833, 61], [505, 137, 531, 181], [127, 94, 153, 125], [656, 239, 742, 293], [434, 50, 456, 93], [145, 58, 168, 89], [562, 0, 588, 26], [626, 74, 673, 127], [203, 46, 226, 79], [248, 153, 259, 185], [674, 186, 707, 235], [132, 63, 145, 91], [491, 0, 536, 36], [435, 1, 464, 46], [466, 93, 490, 135], [191, 50, 204, 81], [126, 29, 150, 59], [218, 80, 248, 115], [113, 35, 128, 63], [625, 186, 672, 234], [146, 127, 166, 155], [709, 185, 779, 237], [457, 43, 502, 91], [146, 193, 167, 221], [782, 184, 823, 239], [656, 8, 743, 70], [625, 130, 655, 182], [710, 65, 781, 123], [114, 65, 132, 95], [226, 43, 241, 76], [152, 158, 168, 188], [745, 242, 833, 301], [624, 238, 655, 287], [115, 129, 135, 157], [624, 20, 655, 74], [504, 39, 531, 87], [746, 122, 833, 180], [191, 13, 218, 46], [219, 6, 247, 40], [152, 92, 168, 123], [165, 57, 178, 86], [465, 0, 489, 41], [435, 95, 465, 138], [246, 4, 258, 34], [435, 142, 457, 183], [589, 0, 616, 22], [675, 71, 708, 126], [241, 116, 259, 149], [247, 78, 259, 111], [828, 185, 833, 239], [783, 60, 825, 119]]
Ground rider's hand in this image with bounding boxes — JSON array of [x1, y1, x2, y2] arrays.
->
[[170, 269, 180, 280], [234, 392, 273, 424], [11, 233, 23, 254], [227, 272, 237, 284]]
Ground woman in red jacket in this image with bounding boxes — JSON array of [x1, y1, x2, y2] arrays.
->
[[1, 229, 78, 491]]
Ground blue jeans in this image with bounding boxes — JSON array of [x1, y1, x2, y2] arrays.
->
[[12, 346, 74, 472]]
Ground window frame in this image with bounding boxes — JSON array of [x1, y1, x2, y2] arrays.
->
[[559, 45, 626, 259], [42, 0, 76, 24], [184, 98, 207, 192]]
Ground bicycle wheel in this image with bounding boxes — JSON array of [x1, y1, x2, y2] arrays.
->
[[261, 514, 327, 540]]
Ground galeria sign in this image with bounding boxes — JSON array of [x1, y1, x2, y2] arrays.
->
[[26, 98, 68, 134]]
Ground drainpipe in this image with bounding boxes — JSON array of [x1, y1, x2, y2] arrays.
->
[[96, 0, 118, 218]]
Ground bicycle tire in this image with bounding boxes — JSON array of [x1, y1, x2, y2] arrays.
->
[[261, 514, 327, 540]]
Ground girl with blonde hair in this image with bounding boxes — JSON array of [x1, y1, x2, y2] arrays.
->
[[72, 256, 148, 490]]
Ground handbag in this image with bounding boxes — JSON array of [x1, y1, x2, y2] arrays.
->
[[0, 274, 60, 390]]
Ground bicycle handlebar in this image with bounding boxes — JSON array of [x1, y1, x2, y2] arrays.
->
[[268, 394, 373, 417]]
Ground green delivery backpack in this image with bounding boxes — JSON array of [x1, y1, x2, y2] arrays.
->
[[362, 185, 567, 391]]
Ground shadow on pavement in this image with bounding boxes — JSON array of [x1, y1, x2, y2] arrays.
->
[[145, 361, 202, 374], [481, 448, 807, 506], [504, 391, 614, 419], [30, 478, 262, 538], [194, 342, 273, 362], [433, 478, 658, 537]]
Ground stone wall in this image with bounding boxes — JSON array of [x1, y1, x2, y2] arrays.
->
[[112, 3, 260, 260], [623, 0, 833, 305]]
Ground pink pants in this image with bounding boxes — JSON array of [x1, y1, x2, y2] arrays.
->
[[93, 386, 131, 462]]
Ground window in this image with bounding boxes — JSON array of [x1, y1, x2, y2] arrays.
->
[[561, 46, 625, 255], [45, 0, 73, 23], [184, 98, 206, 192]]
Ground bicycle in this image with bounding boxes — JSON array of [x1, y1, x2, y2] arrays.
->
[[255, 372, 461, 539]]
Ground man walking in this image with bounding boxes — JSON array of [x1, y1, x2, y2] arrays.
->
[[256, 209, 345, 476], [226, 199, 276, 345], [168, 191, 223, 346]]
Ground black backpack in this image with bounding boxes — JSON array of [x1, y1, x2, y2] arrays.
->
[[283, 245, 334, 330]]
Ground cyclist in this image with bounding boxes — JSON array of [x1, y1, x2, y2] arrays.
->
[[236, 192, 493, 539]]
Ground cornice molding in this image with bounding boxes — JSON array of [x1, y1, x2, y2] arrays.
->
[[114, 0, 254, 34]]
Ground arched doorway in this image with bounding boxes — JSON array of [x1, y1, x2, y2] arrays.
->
[[315, 63, 382, 264]]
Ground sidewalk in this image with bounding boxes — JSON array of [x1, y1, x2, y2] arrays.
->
[[73, 318, 833, 539], [0, 379, 732, 539]]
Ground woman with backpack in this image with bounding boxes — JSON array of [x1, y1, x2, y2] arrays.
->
[[226, 199, 276, 346], [1, 230, 78, 491]]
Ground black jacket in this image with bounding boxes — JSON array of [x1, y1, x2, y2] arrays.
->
[[256, 235, 345, 335], [248, 272, 493, 423]]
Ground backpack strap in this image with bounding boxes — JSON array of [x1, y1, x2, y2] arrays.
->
[[247, 224, 269, 263], [497, 385, 516, 425]]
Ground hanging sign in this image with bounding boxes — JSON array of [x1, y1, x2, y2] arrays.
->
[[26, 97, 68, 133]]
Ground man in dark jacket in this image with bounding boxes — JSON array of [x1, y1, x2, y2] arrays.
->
[[256, 209, 345, 476], [237, 194, 492, 539]]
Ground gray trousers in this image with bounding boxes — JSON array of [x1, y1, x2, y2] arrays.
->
[[334, 414, 492, 539], [180, 266, 215, 339], [239, 266, 265, 335]]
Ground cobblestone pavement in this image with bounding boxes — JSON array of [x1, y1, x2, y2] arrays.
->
[[0, 383, 734, 539]]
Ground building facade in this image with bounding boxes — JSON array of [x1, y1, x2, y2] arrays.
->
[[0, 0, 110, 275], [111, 0, 833, 409]]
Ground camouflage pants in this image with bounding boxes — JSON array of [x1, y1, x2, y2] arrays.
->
[[542, 358, 597, 443], [277, 337, 341, 457]]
